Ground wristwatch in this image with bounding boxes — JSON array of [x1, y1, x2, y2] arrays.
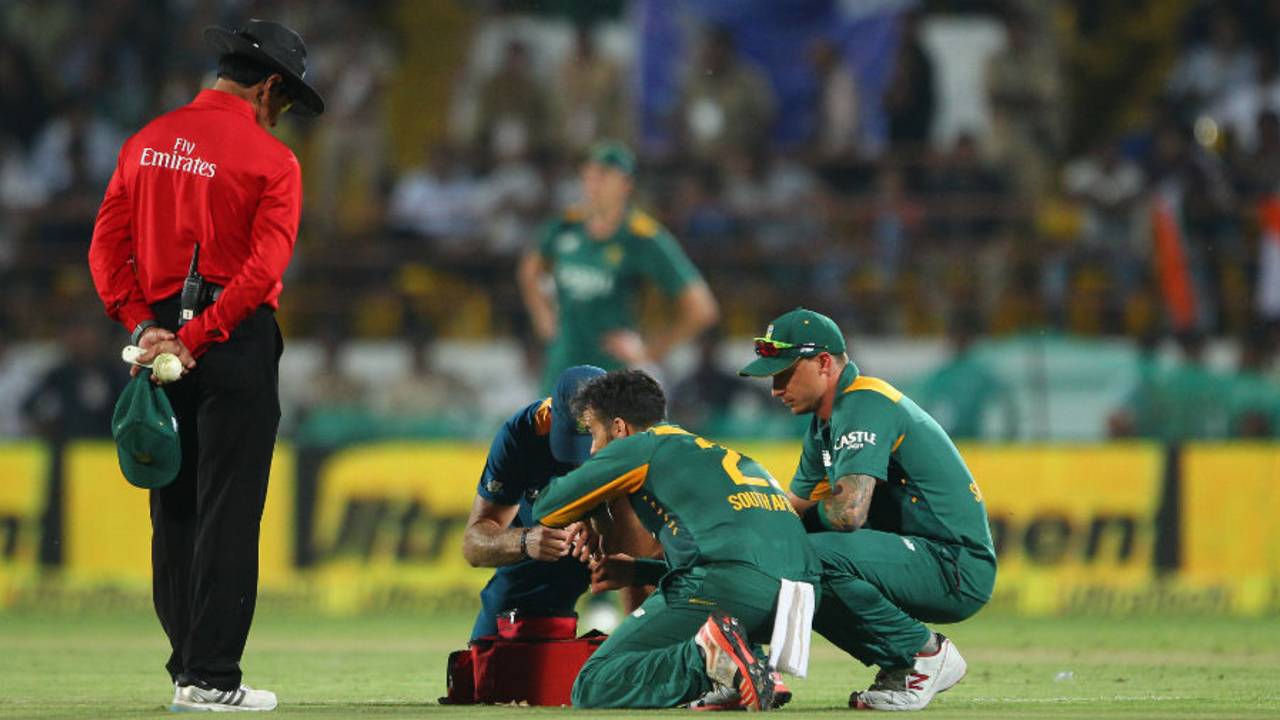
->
[[131, 319, 158, 346]]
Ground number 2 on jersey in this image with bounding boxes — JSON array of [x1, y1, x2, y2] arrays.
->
[[693, 436, 770, 487]]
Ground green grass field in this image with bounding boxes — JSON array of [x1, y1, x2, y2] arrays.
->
[[2, 609, 1278, 718]]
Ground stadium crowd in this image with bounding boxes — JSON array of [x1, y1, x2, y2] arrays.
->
[[2, 0, 1280, 442]]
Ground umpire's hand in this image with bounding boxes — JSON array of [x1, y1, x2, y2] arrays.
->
[[525, 525, 575, 562], [134, 327, 196, 382]]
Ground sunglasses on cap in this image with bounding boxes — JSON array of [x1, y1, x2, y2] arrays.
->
[[753, 337, 828, 358]]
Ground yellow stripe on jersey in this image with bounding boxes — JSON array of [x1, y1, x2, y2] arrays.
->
[[649, 425, 691, 436], [534, 397, 553, 436], [842, 376, 904, 403], [892, 433, 906, 452], [810, 478, 832, 500], [540, 463, 649, 527], [628, 210, 661, 238]]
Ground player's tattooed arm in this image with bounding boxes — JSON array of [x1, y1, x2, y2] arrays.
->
[[820, 473, 877, 531]]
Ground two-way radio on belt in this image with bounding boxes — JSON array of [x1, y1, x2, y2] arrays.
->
[[178, 243, 204, 327]]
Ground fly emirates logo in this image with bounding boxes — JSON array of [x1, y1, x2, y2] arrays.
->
[[139, 137, 216, 178]]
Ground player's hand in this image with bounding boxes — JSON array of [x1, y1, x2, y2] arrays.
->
[[567, 522, 602, 564], [589, 553, 636, 593], [602, 330, 649, 366], [526, 525, 574, 562]]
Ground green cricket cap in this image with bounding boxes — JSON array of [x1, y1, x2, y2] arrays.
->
[[588, 140, 636, 176], [738, 307, 847, 377], [111, 369, 182, 489]]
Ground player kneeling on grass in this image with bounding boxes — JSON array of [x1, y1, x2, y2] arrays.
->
[[532, 370, 822, 710], [740, 308, 998, 712], [461, 365, 607, 639]]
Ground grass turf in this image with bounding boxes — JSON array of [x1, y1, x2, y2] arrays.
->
[[1, 609, 1278, 718]]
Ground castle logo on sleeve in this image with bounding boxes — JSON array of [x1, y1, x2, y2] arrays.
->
[[834, 431, 877, 452]]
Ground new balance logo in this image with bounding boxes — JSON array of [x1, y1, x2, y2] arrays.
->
[[907, 673, 929, 691]]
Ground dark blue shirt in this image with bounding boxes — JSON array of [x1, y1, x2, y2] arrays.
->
[[476, 397, 578, 521], [471, 397, 589, 639]]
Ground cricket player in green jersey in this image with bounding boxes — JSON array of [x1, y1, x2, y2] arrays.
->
[[517, 141, 719, 392], [740, 308, 997, 712], [532, 370, 821, 710]]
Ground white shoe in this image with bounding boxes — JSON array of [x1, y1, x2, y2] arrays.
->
[[171, 682, 277, 712], [851, 634, 966, 711]]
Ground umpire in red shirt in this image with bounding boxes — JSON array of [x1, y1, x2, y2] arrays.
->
[[88, 19, 323, 712]]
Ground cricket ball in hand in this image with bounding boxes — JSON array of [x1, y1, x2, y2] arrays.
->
[[153, 353, 183, 383]]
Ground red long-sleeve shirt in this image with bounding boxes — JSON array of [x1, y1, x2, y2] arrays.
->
[[89, 89, 302, 357]]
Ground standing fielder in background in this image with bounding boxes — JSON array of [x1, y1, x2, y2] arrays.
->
[[461, 365, 606, 638], [739, 308, 997, 712], [517, 141, 719, 393], [88, 19, 323, 713], [532, 370, 821, 710]]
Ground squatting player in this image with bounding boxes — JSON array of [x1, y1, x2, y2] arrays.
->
[[517, 141, 718, 392], [460, 365, 606, 638], [532, 370, 821, 710], [739, 308, 997, 712]]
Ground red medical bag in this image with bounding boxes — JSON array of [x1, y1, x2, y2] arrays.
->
[[440, 615, 607, 706]]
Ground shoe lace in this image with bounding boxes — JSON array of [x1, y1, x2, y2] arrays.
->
[[870, 666, 911, 691]]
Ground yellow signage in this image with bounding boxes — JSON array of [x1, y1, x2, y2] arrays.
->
[[62, 441, 296, 587], [1181, 444, 1280, 613]]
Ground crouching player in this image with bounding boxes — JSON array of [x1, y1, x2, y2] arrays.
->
[[533, 370, 821, 710], [740, 308, 997, 711], [461, 365, 606, 638]]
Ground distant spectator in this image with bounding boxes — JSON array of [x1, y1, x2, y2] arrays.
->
[[28, 99, 122, 199], [671, 166, 736, 253], [1228, 333, 1280, 438], [985, 8, 1061, 200], [669, 330, 762, 436], [911, 313, 1017, 440], [807, 37, 861, 162], [551, 25, 629, 155], [474, 152, 548, 257], [675, 27, 776, 162], [1062, 139, 1147, 324], [0, 38, 50, 146], [1234, 110, 1280, 197], [925, 132, 1009, 246], [387, 144, 481, 251], [883, 11, 935, 155], [1167, 7, 1256, 112], [0, 323, 40, 438], [472, 39, 551, 162], [21, 319, 126, 441], [1156, 333, 1232, 441], [309, 14, 394, 234], [723, 150, 824, 256], [866, 162, 923, 289], [1212, 46, 1280, 155], [1107, 332, 1164, 439]]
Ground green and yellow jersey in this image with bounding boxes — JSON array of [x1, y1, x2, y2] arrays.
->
[[793, 363, 996, 565], [537, 208, 703, 386], [533, 423, 820, 583]]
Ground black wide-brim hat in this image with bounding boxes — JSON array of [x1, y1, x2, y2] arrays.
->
[[204, 18, 324, 117]]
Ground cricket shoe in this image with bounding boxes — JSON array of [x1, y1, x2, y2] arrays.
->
[[170, 681, 277, 712], [693, 611, 774, 712], [689, 671, 792, 711], [850, 634, 966, 711]]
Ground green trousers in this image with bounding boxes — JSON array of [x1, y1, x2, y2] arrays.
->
[[810, 530, 994, 669], [570, 564, 781, 709]]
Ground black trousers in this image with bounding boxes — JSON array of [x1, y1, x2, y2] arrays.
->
[[149, 296, 282, 690]]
